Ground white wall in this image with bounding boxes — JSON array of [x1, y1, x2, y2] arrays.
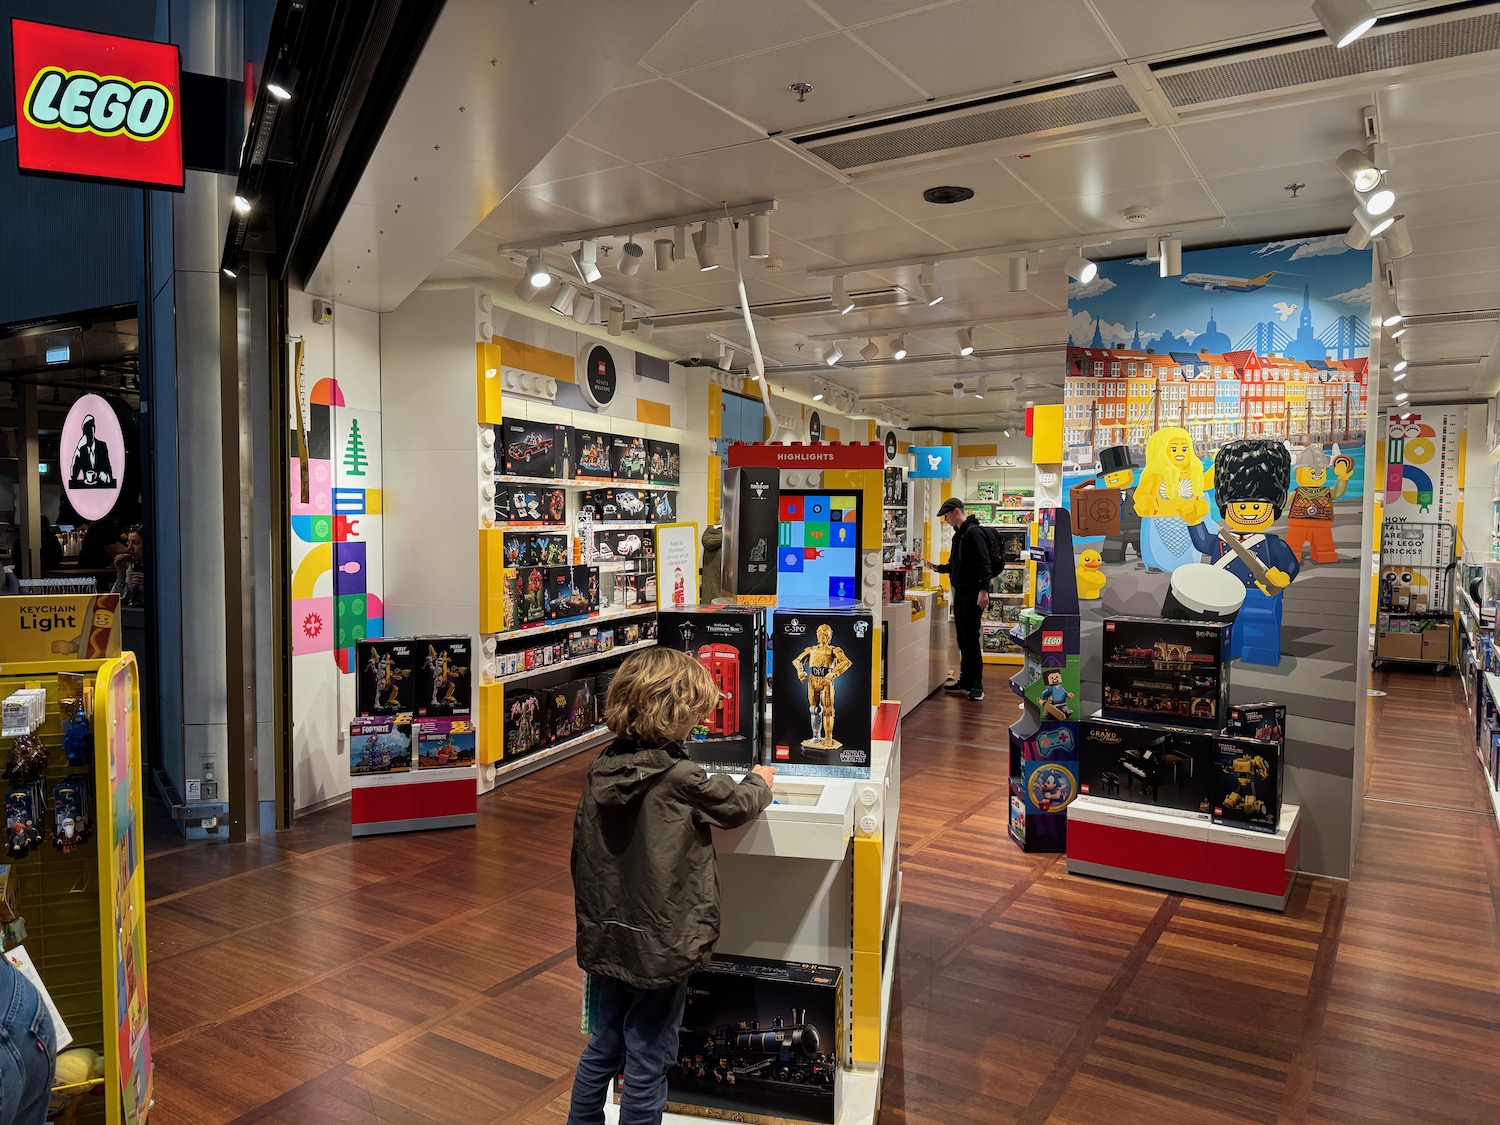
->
[[1463, 402, 1496, 561]]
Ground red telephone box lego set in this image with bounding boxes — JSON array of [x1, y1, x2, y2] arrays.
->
[[659, 607, 765, 771]]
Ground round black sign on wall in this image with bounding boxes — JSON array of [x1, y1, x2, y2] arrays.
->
[[583, 345, 618, 408], [885, 431, 898, 461], [809, 410, 823, 442]]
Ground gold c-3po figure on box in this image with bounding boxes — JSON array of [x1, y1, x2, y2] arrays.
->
[[793, 624, 853, 751]]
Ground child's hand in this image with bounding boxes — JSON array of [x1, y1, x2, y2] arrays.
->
[[751, 765, 777, 787]]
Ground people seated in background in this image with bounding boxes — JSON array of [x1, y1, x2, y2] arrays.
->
[[39, 515, 62, 575], [112, 525, 145, 606], [76, 518, 123, 572]]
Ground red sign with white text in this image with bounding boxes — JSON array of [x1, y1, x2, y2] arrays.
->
[[11, 19, 184, 190]]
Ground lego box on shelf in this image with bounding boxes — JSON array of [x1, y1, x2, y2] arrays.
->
[[415, 638, 472, 717], [1078, 716, 1213, 816], [611, 434, 649, 481], [495, 485, 566, 525], [573, 428, 614, 480], [1100, 616, 1230, 730], [513, 566, 549, 627], [505, 689, 547, 759], [415, 718, 477, 769], [651, 490, 677, 523], [1211, 734, 1282, 833], [355, 639, 419, 716], [666, 954, 842, 1125], [349, 717, 412, 775], [547, 678, 597, 745], [647, 439, 681, 485], [547, 567, 593, 623], [501, 419, 571, 479], [660, 607, 765, 771], [769, 609, 874, 776]]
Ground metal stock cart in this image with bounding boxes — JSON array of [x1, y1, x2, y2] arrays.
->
[[1374, 519, 1457, 673]]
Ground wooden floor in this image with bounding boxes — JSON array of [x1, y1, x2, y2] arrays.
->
[[143, 671, 1500, 1124]]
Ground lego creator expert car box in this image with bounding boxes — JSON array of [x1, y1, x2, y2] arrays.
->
[[355, 639, 419, 716], [1078, 716, 1213, 816], [501, 419, 571, 479], [660, 607, 764, 770], [415, 637, 472, 717], [666, 954, 842, 1125], [1100, 616, 1230, 730], [610, 434, 648, 481], [647, 438, 681, 485], [573, 428, 613, 480], [770, 609, 874, 776], [1211, 733, 1282, 833]]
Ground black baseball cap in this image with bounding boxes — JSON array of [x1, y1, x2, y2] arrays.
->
[[937, 497, 965, 516]]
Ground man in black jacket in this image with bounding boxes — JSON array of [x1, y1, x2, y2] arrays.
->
[[924, 497, 994, 701]]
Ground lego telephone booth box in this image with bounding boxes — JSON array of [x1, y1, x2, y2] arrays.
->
[[658, 606, 765, 770]]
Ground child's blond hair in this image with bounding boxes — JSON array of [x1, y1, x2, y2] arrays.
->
[[604, 647, 719, 744]]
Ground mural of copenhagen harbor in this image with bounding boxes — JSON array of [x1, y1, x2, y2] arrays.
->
[[1062, 235, 1375, 877]]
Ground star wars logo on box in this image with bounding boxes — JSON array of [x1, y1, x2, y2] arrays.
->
[[414, 637, 472, 717], [355, 639, 419, 716], [495, 486, 566, 525], [647, 439, 681, 485], [548, 566, 596, 622], [666, 954, 842, 1125], [610, 434, 648, 481], [573, 428, 613, 480], [348, 717, 412, 775], [770, 610, 873, 776], [1077, 716, 1214, 816], [1100, 616, 1230, 730], [501, 419, 572, 479], [660, 607, 765, 771], [1211, 733, 1282, 833], [414, 717, 476, 770]]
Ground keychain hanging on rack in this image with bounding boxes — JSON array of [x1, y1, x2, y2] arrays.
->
[[5, 731, 49, 859], [60, 694, 92, 768]]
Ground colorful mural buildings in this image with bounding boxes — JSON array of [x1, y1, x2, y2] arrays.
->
[[1063, 309, 1369, 468]]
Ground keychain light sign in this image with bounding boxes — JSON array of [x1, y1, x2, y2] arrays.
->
[[11, 19, 184, 190]]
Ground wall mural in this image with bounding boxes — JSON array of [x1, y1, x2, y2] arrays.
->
[[1063, 235, 1374, 874]]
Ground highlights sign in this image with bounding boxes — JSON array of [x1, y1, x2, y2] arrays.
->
[[11, 19, 184, 190]]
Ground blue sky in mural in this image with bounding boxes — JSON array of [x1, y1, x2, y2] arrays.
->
[[1068, 235, 1373, 362]]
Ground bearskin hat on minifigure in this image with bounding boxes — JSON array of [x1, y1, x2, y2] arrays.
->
[[1211, 439, 1292, 518]]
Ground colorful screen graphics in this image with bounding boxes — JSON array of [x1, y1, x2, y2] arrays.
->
[[778, 492, 861, 605]]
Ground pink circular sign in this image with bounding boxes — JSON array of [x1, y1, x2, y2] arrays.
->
[[61, 393, 126, 521]]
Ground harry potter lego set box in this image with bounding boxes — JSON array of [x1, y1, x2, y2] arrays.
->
[[659, 607, 765, 770], [769, 609, 874, 776], [1100, 616, 1230, 730]]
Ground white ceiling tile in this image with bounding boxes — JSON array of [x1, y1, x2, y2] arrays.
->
[[672, 33, 925, 133], [643, 0, 838, 75], [1397, 247, 1500, 283], [870, 256, 995, 288], [1387, 134, 1500, 193], [851, 0, 1119, 100], [1006, 129, 1196, 200], [568, 80, 765, 163], [622, 62, 661, 85], [1048, 179, 1219, 235], [914, 201, 1081, 248], [666, 276, 806, 306], [1394, 216, 1500, 252], [799, 223, 961, 262], [1398, 271, 1500, 304], [517, 137, 630, 189], [1203, 160, 1350, 218], [466, 191, 597, 245], [522, 165, 715, 226], [1088, 0, 1313, 59], [642, 139, 844, 203], [771, 186, 906, 240], [1379, 69, 1500, 149], [1172, 94, 1373, 178], [1226, 202, 1354, 242], [853, 158, 1039, 218], [1400, 181, 1500, 231], [811, 0, 961, 28]]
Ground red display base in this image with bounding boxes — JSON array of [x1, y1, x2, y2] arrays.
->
[[351, 767, 478, 837], [1065, 796, 1299, 911]]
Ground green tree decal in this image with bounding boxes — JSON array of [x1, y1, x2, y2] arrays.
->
[[344, 418, 369, 477]]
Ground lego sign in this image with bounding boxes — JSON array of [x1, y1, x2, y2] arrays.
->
[[11, 19, 184, 190], [580, 345, 618, 408], [1041, 630, 1064, 651]]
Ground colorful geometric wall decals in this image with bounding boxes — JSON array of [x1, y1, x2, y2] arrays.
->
[[333, 515, 363, 542], [343, 418, 370, 476], [307, 403, 331, 460], [310, 377, 346, 407], [334, 542, 367, 595], [292, 597, 334, 655], [292, 514, 333, 543], [335, 591, 369, 648], [365, 489, 383, 515], [332, 488, 366, 515], [292, 542, 333, 600], [290, 458, 333, 516]]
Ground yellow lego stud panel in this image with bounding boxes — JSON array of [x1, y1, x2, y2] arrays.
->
[[852, 835, 883, 953], [478, 682, 504, 764], [1030, 403, 1064, 465], [850, 948, 883, 1064], [478, 529, 508, 635], [476, 341, 503, 425]]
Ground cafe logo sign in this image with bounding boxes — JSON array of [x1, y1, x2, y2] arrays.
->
[[61, 394, 126, 522], [11, 20, 184, 190]]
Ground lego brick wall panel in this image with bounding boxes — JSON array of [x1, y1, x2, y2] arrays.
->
[[476, 341, 504, 424], [479, 682, 504, 764], [1031, 404, 1064, 464]]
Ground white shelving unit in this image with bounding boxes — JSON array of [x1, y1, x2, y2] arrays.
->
[[492, 724, 611, 784], [497, 473, 680, 491], [492, 640, 657, 685]]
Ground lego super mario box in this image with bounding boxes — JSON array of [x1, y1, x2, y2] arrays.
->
[[1211, 733, 1283, 834], [501, 419, 571, 479], [1078, 715, 1213, 817], [415, 637, 472, 717], [770, 609, 873, 777], [355, 639, 419, 717], [659, 607, 764, 771], [1100, 616, 1230, 730], [666, 954, 842, 1125]]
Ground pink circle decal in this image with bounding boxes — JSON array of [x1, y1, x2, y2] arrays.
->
[[61, 394, 126, 521]]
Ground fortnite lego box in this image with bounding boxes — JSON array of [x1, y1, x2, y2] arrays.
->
[[415, 638, 472, 717], [349, 717, 412, 775], [414, 717, 476, 770], [355, 639, 419, 717], [666, 954, 841, 1125], [1100, 616, 1230, 730], [660, 607, 764, 771], [0, 595, 121, 662], [769, 609, 873, 776], [1077, 715, 1213, 816]]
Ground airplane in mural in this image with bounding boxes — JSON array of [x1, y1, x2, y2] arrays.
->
[[1179, 269, 1278, 293]]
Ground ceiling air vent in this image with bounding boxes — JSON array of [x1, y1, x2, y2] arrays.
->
[[794, 79, 1142, 172], [1156, 10, 1500, 108]]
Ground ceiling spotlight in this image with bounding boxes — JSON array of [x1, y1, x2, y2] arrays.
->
[[1007, 254, 1029, 292], [974, 376, 987, 401], [1390, 324, 1406, 339], [956, 327, 974, 356], [673, 224, 688, 262], [572, 240, 601, 283], [654, 238, 674, 271], [1065, 250, 1097, 284], [920, 262, 944, 306], [1335, 148, 1382, 193], [1002, 427, 1011, 438], [719, 346, 736, 371], [1392, 353, 1408, 373], [525, 253, 551, 287], [232, 194, 253, 214], [573, 293, 595, 325], [861, 339, 879, 362], [1313, 0, 1378, 48], [1357, 182, 1396, 217], [514, 274, 545, 303], [824, 343, 844, 367], [1392, 369, 1407, 382], [1145, 236, 1162, 262], [264, 60, 298, 101], [221, 263, 238, 279], [634, 317, 654, 342], [1380, 297, 1403, 328], [832, 276, 855, 315], [749, 212, 771, 259], [1352, 206, 1394, 238], [607, 305, 625, 336], [1343, 217, 1371, 251], [812, 379, 825, 402], [891, 336, 908, 360], [549, 281, 579, 316], [1383, 216, 1414, 259], [952, 382, 964, 399], [619, 240, 644, 276], [1395, 391, 1410, 404], [1159, 237, 1182, 278], [692, 223, 719, 272]]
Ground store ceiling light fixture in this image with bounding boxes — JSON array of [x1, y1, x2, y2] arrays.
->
[[956, 327, 975, 357], [1343, 216, 1371, 251], [514, 274, 545, 303], [692, 222, 720, 272], [1380, 297, 1403, 328], [265, 58, 298, 101], [891, 335, 908, 360], [607, 305, 625, 337], [1159, 237, 1182, 278], [832, 276, 855, 315], [920, 263, 944, 306], [232, 193, 253, 214], [823, 342, 844, 367], [525, 253, 551, 287], [1007, 254, 1029, 293], [619, 240, 644, 276], [654, 238, 674, 271], [634, 317, 654, 342], [952, 381, 964, 399], [1312, 0, 1378, 48], [1351, 207, 1393, 238], [572, 240, 602, 284], [1335, 148, 1382, 193], [573, 293, 595, 325], [1357, 181, 1396, 218], [1390, 324, 1407, 339], [1392, 368, 1407, 383], [861, 338, 880, 362], [812, 381, 825, 402], [549, 282, 579, 317], [1392, 351, 1408, 373], [1394, 390, 1410, 404], [1383, 216, 1414, 259], [749, 212, 771, 259], [1065, 249, 1097, 284]]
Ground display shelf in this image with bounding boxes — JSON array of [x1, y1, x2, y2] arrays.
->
[[592, 559, 655, 573], [589, 521, 657, 531], [496, 474, 680, 491], [489, 604, 655, 641], [883, 504, 909, 510], [489, 520, 568, 531], [492, 640, 656, 685], [493, 724, 610, 783]]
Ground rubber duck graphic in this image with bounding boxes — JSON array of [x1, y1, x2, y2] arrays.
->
[[1076, 548, 1106, 601]]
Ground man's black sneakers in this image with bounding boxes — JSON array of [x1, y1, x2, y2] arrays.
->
[[968, 688, 985, 701], [943, 681, 970, 694]]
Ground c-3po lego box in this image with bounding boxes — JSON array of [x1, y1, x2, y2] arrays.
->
[[1211, 733, 1282, 834], [770, 609, 873, 777]]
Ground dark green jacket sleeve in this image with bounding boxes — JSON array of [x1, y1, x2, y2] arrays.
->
[[677, 766, 772, 829]]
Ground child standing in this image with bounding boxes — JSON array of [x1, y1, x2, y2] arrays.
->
[[568, 648, 776, 1125]]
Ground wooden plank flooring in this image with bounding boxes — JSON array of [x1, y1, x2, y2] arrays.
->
[[143, 671, 1500, 1123]]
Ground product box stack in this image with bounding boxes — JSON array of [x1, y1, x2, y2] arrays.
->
[[659, 606, 765, 771]]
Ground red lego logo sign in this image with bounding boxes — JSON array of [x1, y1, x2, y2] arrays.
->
[[11, 19, 184, 190], [1041, 631, 1063, 651]]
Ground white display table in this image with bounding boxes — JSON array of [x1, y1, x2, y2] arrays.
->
[[885, 590, 937, 716], [606, 703, 904, 1125]]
